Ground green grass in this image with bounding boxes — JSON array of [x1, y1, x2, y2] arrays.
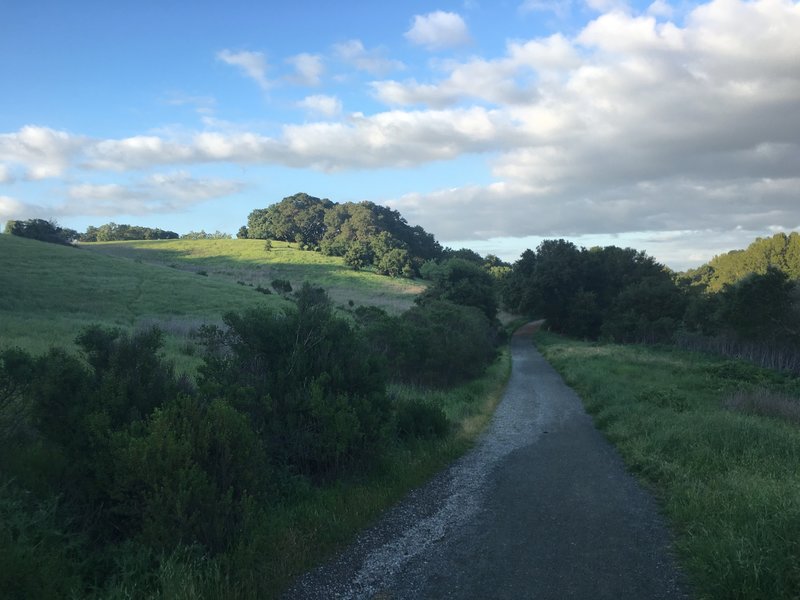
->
[[83, 238, 425, 314], [534, 331, 800, 600], [0, 235, 289, 371]]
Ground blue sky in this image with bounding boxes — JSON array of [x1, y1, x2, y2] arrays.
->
[[1, 0, 799, 270]]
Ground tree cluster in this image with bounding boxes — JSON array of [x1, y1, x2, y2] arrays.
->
[[4, 219, 79, 245], [180, 230, 232, 240], [80, 222, 179, 242], [502, 237, 800, 360], [244, 192, 442, 277], [503, 240, 683, 342], [683, 232, 800, 292]]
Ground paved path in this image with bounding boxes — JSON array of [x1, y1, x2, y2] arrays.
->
[[286, 324, 689, 599]]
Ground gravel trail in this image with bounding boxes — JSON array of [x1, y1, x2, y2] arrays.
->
[[286, 323, 689, 599]]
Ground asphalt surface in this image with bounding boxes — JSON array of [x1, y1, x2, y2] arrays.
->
[[286, 323, 689, 599]]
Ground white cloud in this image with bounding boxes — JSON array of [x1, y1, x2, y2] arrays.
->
[[647, 0, 673, 18], [0, 126, 86, 179], [0, 164, 12, 183], [519, 0, 573, 18], [405, 11, 471, 50], [0, 195, 38, 222], [286, 53, 324, 86], [333, 39, 404, 75], [373, 34, 578, 107], [298, 95, 342, 117], [65, 172, 244, 215], [216, 49, 271, 90]]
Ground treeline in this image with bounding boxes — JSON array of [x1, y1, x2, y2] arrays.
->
[[241, 192, 442, 277], [81, 222, 180, 242], [0, 260, 500, 597], [684, 232, 800, 291], [3, 219, 80, 246], [3, 219, 240, 245], [502, 235, 800, 371]]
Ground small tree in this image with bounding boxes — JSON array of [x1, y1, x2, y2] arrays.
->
[[264, 239, 272, 252]]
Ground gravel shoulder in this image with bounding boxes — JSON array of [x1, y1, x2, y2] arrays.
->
[[286, 324, 689, 599]]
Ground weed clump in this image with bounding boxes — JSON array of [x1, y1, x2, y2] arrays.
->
[[724, 388, 800, 425]]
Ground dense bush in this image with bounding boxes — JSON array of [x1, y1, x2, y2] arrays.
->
[[357, 300, 497, 388], [198, 283, 391, 479], [502, 240, 681, 342], [418, 258, 498, 322]]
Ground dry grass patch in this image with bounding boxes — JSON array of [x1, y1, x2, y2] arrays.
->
[[724, 388, 800, 425]]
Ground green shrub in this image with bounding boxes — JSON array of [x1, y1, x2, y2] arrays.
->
[[199, 284, 391, 480], [395, 399, 449, 440]]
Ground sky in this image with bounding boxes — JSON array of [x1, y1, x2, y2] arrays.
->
[[1, 0, 798, 271]]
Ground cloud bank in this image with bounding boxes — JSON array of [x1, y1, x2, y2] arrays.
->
[[2, 0, 798, 265]]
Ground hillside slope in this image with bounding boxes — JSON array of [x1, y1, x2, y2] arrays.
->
[[83, 238, 425, 312], [0, 235, 288, 360]]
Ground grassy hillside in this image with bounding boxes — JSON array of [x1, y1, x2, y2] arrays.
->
[[0, 235, 288, 368], [83, 238, 425, 313]]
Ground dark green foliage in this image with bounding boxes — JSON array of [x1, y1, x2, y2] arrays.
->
[[236, 226, 249, 239], [246, 193, 442, 276], [247, 193, 333, 247], [80, 222, 179, 242], [684, 232, 800, 291], [198, 284, 390, 479], [0, 482, 84, 599], [395, 399, 449, 440], [181, 230, 232, 240], [76, 326, 181, 429], [716, 267, 799, 344], [5, 218, 77, 245], [503, 240, 677, 341], [110, 395, 267, 552], [271, 278, 292, 294], [418, 258, 498, 321], [601, 277, 688, 343], [443, 247, 484, 264], [358, 301, 497, 388]]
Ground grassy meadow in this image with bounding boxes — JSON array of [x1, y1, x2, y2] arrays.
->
[[1, 235, 424, 372], [535, 331, 800, 600], [83, 238, 425, 313], [0, 235, 291, 372]]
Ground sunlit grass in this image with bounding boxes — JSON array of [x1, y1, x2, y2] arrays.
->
[[535, 331, 800, 600], [0, 235, 288, 368], [83, 238, 426, 313]]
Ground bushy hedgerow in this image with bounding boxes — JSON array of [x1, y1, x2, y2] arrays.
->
[[357, 299, 497, 388]]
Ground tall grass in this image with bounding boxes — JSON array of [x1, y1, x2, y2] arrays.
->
[[675, 330, 800, 375], [535, 331, 800, 600]]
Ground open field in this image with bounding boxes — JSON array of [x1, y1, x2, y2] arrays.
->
[[83, 238, 425, 314], [535, 331, 800, 600], [0, 235, 288, 370]]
